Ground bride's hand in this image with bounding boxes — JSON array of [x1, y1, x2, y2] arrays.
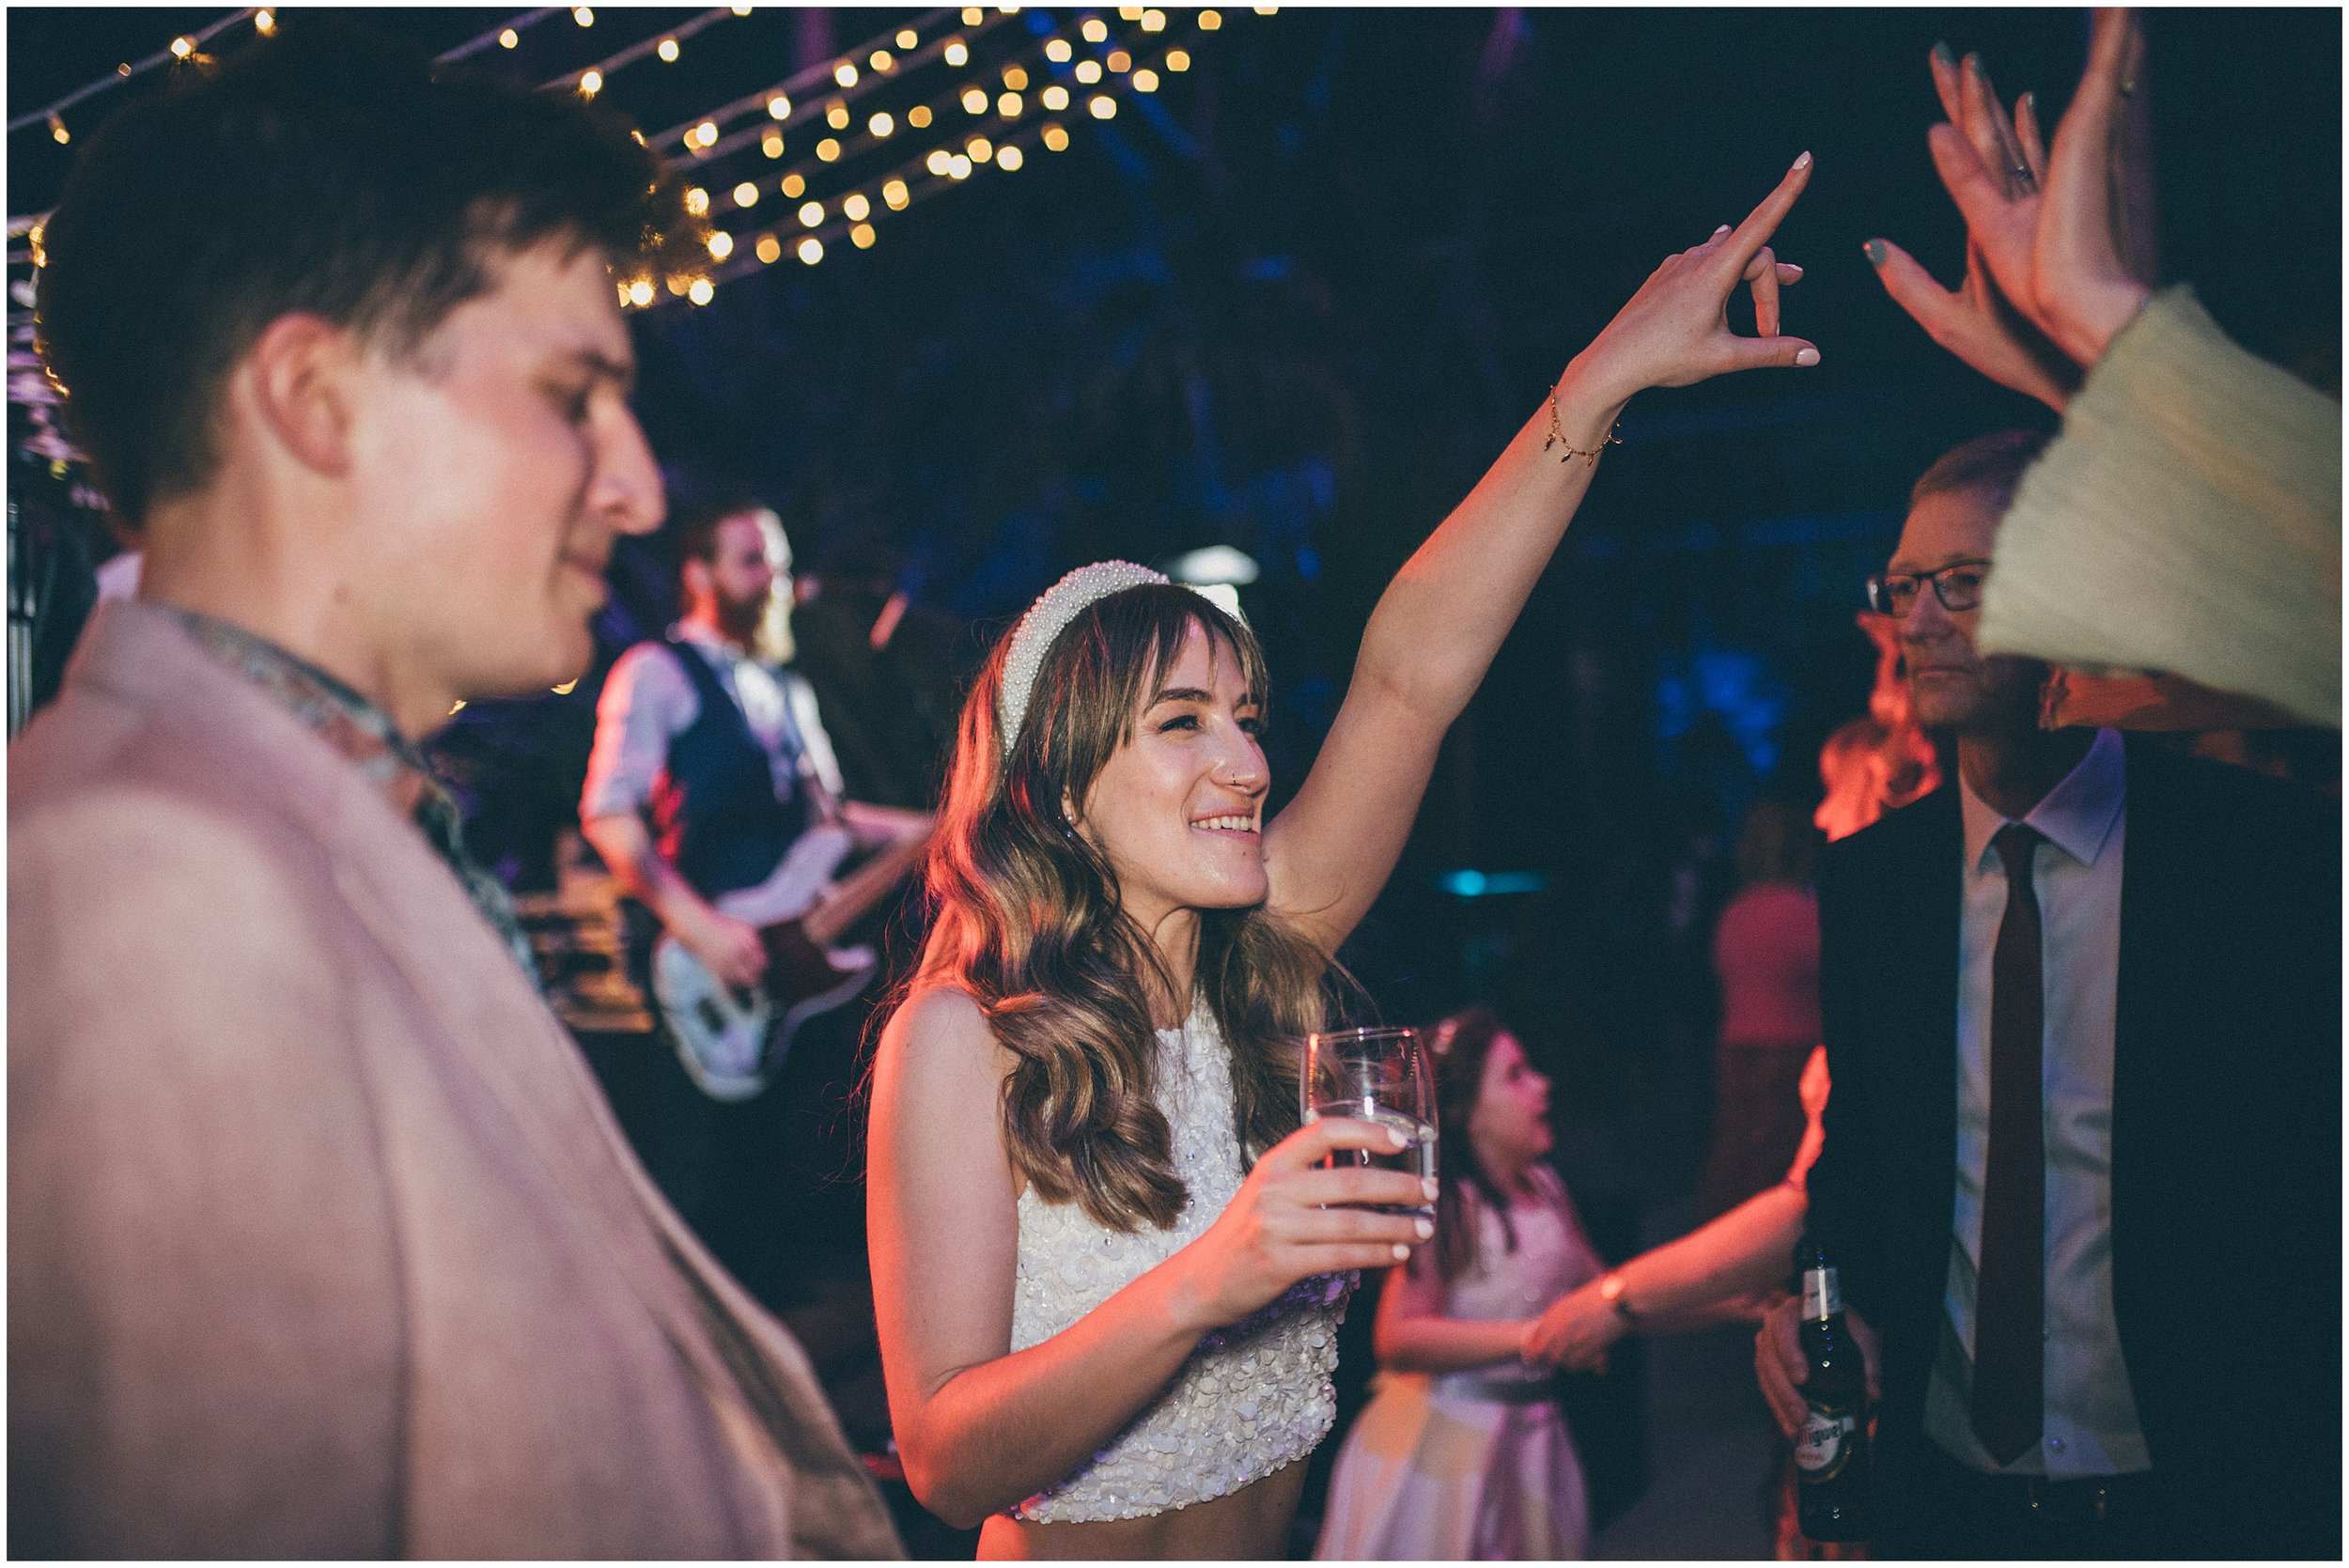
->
[[1169, 1117, 1431, 1332], [1562, 152, 1821, 414]]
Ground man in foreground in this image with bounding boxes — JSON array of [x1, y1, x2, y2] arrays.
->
[[9, 22, 900, 1558]]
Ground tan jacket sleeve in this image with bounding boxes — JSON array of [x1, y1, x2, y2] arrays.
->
[[8, 784, 404, 1558], [1979, 285, 2341, 727]]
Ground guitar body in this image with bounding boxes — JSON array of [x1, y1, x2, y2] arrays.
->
[[652, 822, 927, 1101]]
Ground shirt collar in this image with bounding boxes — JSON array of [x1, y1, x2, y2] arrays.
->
[[164, 605, 442, 818], [1960, 726, 2127, 875]]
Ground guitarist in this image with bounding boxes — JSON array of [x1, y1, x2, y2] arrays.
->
[[582, 494, 930, 1098]]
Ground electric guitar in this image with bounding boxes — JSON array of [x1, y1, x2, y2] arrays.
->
[[652, 822, 930, 1100]]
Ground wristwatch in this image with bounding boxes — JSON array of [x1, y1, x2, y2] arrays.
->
[[1598, 1270, 1639, 1327]]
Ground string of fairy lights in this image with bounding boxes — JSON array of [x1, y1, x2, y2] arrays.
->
[[8, 3, 1264, 324]]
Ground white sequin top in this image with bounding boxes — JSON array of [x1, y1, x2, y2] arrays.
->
[[1007, 1002, 1349, 1523]]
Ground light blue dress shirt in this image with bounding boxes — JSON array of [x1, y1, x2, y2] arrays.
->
[[1923, 727, 2152, 1478]]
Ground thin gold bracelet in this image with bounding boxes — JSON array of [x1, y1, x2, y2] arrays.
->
[[1544, 385, 1622, 464]]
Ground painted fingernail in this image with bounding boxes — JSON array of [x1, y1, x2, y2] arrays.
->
[[1964, 52, 1984, 80], [1792, 149, 1811, 170], [1414, 1218, 1435, 1239], [1711, 224, 1732, 238], [1422, 1177, 1440, 1201], [1388, 1125, 1409, 1148], [1795, 347, 1821, 367], [2019, 89, 2037, 119], [1932, 41, 1954, 70], [1392, 1244, 1411, 1261], [1863, 238, 1888, 267]]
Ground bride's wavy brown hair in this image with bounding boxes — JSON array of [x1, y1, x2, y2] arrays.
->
[[910, 582, 1337, 1233]]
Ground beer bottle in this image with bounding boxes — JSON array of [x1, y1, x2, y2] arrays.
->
[[1792, 1234, 1871, 1543]]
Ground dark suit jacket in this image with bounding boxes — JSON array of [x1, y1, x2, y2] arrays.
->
[[1809, 739, 2340, 1559]]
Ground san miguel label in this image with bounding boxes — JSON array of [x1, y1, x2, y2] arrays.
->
[[1796, 1403, 1859, 1481]]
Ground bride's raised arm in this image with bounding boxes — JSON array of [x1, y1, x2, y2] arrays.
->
[[1266, 153, 1819, 955]]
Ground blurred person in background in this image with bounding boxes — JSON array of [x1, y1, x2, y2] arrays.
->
[[1315, 1008, 1609, 1560]]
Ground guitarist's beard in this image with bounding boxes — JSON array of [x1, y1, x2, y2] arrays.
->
[[715, 586, 784, 660]]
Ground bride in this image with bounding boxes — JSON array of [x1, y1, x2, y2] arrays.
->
[[867, 154, 1819, 1559]]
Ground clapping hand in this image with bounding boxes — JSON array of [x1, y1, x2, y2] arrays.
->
[[1868, 11, 2155, 401], [1562, 152, 1820, 421]]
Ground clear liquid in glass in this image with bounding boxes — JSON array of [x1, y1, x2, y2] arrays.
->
[[1305, 1100, 1438, 1219]]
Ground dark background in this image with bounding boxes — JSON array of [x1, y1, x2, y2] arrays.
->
[[10, 6, 2340, 1555]]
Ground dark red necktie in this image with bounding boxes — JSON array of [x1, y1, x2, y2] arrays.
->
[[1973, 822, 2046, 1467]]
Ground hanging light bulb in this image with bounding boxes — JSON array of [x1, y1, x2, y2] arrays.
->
[[256, 9, 278, 35], [658, 37, 680, 61], [997, 143, 1025, 170], [628, 278, 656, 307], [1132, 68, 1159, 91], [170, 35, 195, 58], [869, 48, 894, 70], [1042, 121, 1070, 151], [1089, 94, 1116, 118], [851, 223, 878, 250], [734, 181, 760, 207], [688, 277, 715, 304], [1045, 37, 1073, 62], [782, 172, 807, 197], [498, 25, 518, 47], [967, 135, 994, 163], [48, 115, 69, 144], [961, 6, 984, 23], [943, 37, 969, 67], [799, 200, 825, 226], [870, 111, 895, 137], [948, 154, 972, 179], [707, 231, 735, 260], [896, 27, 919, 48], [926, 148, 953, 176], [1166, 48, 1191, 70], [833, 60, 859, 87], [883, 178, 911, 210], [798, 237, 824, 264], [909, 104, 933, 128], [1003, 64, 1030, 88], [1081, 18, 1109, 41], [1074, 59, 1102, 84], [827, 101, 851, 129], [573, 6, 594, 24], [843, 192, 872, 222], [1141, 9, 1167, 31], [755, 234, 783, 264], [1042, 84, 1070, 111], [684, 186, 710, 216], [579, 69, 603, 96], [762, 128, 785, 157], [961, 86, 988, 114], [998, 91, 1023, 116], [768, 93, 791, 118], [1198, 8, 1222, 28], [817, 137, 842, 161]]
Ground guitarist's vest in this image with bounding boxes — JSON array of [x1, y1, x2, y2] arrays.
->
[[646, 636, 813, 899]]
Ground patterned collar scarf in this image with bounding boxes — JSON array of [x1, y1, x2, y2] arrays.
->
[[165, 607, 541, 991]]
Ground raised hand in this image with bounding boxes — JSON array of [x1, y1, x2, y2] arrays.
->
[[1563, 151, 1820, 412], [1872, 11, 2154, 390], [1172, 1116, 1433, 1331]]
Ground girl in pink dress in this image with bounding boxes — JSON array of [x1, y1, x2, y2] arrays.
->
[[1315, 1008, 1608, 1560]]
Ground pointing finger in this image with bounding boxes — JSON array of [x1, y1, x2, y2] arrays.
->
[[1719, 152, 1813, 273]]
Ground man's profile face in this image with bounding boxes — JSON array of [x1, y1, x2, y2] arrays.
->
[[340, 239, 663, 710], [1888, 484, 2044, 735]]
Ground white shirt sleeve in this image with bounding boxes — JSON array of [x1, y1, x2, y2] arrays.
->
[[580, 644, 701, 822], [780, 671, 847, 800]]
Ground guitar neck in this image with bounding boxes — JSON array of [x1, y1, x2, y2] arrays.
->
[[800, 833, 931, 947]]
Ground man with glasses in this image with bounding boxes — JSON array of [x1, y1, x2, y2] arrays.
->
[[1753, 431, 2339, 1558]]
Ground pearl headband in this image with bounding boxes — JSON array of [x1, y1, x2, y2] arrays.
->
[[997, 560, 1235, 756]]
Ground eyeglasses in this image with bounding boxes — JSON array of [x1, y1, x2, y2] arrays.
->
[[1865, 559, 1990, 617]]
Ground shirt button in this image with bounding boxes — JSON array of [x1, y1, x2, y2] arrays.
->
[[2046, 1436, 2066, 1453]]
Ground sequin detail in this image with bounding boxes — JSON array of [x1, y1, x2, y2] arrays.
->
[[1009, 1005, 1348, 1522]]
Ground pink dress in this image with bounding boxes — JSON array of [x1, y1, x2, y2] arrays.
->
[[1313, 1167, 1607, 1560]]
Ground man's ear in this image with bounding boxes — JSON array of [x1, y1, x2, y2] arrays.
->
[[241, 312, 360, 479], [680, 557, 713, 606]]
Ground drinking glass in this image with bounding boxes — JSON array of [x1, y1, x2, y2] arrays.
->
[[1300, 1026, 1436, 1219]]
